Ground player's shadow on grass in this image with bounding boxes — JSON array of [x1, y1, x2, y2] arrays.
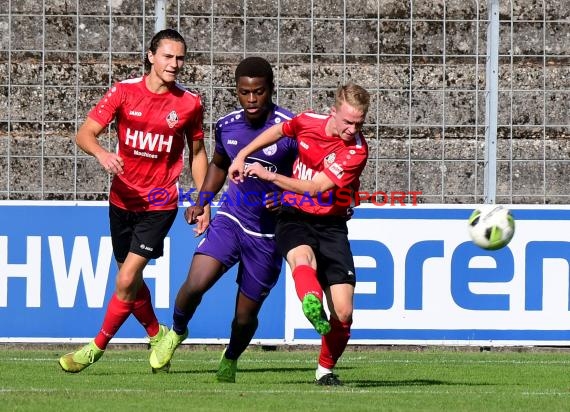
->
[[246, 365, 357, 374], [350, 378, 493, 388], [234, 366, 318, 374], [165, 365, 322, 377]]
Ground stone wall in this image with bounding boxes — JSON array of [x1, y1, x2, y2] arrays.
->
[[1, 0, 569, 203]]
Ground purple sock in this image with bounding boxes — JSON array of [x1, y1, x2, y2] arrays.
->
[[172, 305, 191, 335]]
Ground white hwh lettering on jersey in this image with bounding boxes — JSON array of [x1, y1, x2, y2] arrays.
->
[[294, 161, 316, 181], [125, 128, 173, 153]]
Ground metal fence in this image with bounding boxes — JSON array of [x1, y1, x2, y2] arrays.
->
[[0, 0, 568, 204]]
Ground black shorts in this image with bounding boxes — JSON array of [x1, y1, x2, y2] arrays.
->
[[109, 204, 178, 263], [275, 206, 356, 287]]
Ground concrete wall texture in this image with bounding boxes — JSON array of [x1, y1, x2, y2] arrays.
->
[[0, 0, 569, 204]]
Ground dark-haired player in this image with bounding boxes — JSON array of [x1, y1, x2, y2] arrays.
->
[[59, 29, 208, 373], [150, 57, 297, 382], [228, 83, 370, 386]]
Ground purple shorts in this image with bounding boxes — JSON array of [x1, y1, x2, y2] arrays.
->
[[195, 214, 283, 302]]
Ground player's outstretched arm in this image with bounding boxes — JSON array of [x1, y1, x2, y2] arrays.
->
[[228, 123, 285, 183], [188, 139, 210, 235], [185, 151, 229, 235], [245, 162, 336, 197], [76, 117, 124, 175]]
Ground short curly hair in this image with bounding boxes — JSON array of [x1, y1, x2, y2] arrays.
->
[[234, 56, 274, 86]]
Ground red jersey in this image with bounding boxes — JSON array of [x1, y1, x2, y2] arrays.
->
[[281, 111, 368, 216], [88, 76, 204, 211]]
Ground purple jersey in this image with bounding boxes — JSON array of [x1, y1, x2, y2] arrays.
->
[[215, 104, 297, 235]]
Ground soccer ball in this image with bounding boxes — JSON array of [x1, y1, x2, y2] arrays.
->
[[468, 204, 515, 250]]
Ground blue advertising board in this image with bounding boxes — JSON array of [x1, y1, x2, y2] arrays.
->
[[0, 202, 284, 343], [1, 202, 570, 346]]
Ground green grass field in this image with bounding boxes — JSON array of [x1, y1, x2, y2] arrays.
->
[[1, 345, 569, 411]]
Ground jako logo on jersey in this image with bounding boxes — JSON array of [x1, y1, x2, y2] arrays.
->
[[227, 139, 238, 145], [166, 110, 179, 128], [129, 110, 142, 117], [299, 141, 309, 150], [125, 128, 173, 153], [294, 161, 316, 180]]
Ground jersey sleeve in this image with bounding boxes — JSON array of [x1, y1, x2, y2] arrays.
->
[[214, 120, 228, 157], [281, 113, 302, 139], [286, 135, 298, 155], [87, 83, 124, 127], [186, 96, 205, 141]]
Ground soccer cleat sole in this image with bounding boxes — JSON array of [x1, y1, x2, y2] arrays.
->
[[302, 294, 331, 335]]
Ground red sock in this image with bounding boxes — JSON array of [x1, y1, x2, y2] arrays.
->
[[318, 317, 351, 369], [132, 282, 159, 337], [94, 294, 134, 349], [291, 265, 323, 301]]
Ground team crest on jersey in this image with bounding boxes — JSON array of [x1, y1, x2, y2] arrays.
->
[[324, 152, 336, 168], [166, 110, 179, 128], [262, 144, 277, 156]]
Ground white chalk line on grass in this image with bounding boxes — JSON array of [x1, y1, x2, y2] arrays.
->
[[4, 357, 570, 366], [2, 387, 570, 397], [2, 357, 153, 362], [343, 357, 570, 366]]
